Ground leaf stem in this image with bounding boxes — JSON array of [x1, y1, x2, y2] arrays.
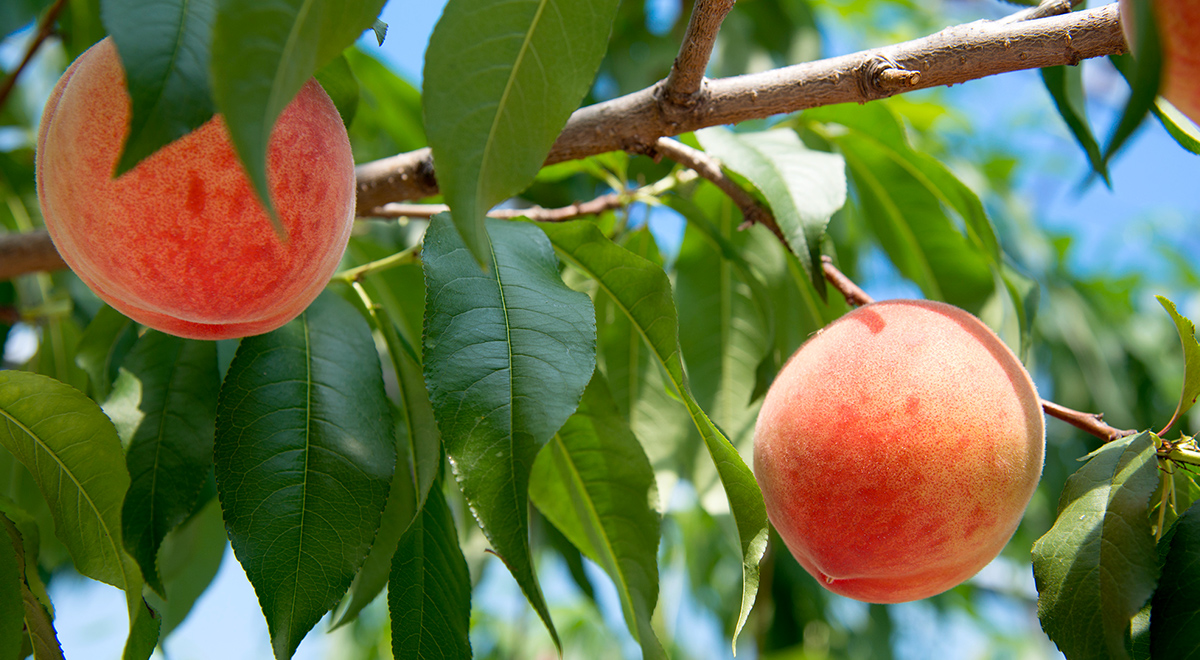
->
[[333, 245, 419, 283]]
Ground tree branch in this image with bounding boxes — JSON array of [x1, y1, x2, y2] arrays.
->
[[662, 0, 737, 106], [0, 229, 65, 280], [0, 4, 1128, 279], [351, 4, 1123, 208], [0, 0, 68, 110], [369, 193, 627, 223], [820, 256, 1138, 444], [650, 137, 785, 243], [997, 0, 1083, 25], [1042, 399, 1137, 444]]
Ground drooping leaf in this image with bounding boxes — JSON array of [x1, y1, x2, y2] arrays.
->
[[0, 496, 48, 612], [1102, 0, 1162, 169], [104, 330, 218, 595], [0, 370, 136, 589], [423, 0, 622, 264], [389, 484, 471, 660], [0, 512, 22, 660], [0, 371, 154, 659], [529, 374, 665, 660], [804, 102, 996, 311], [74, 304, 136, 402], [332, 404, 417, 629], [214, 291, 395, 660], [209, 0, 385, 231], [538, 220, 769, 651], [143, 496, 227, 641], [1032, 432, 1160, 660], [1156, 296, 1200, 435], [1041, 65, 1108, 184], [1150, 499, 1200, 657], [314, 54, 360, 127], [123, 596, 161, 660], [696, 127, 846, 295], [101, 0, 218, 175], [422, 215, 597, 650]]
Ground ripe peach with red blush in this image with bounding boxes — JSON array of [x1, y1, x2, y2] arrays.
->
[[753, 300, 1045, 603], [36, 37, 355, 340]]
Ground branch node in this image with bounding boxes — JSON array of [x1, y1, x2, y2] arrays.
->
[[859, 55, 921, 99]]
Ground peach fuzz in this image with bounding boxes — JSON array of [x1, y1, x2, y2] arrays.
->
[[36, 37, 355, 340], [753, 300, 1044, 604], [1120, 0, 1200, 125]]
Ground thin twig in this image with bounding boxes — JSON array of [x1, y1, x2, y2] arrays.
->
[[369, 192, 627, 223], [820, 256, 874, 307], [1042, 399, 1137, 444], [353, 4, 1124, 212], [0, 0, 69, 110], [662, 0, 737, 106], [651, 137, 786, 245], [821, 256, 1139, 445], [998, 0, 1083, 25]]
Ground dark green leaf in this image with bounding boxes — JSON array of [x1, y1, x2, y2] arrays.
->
[[123, 595, 160, 660], [143, 496, 227, 641], [332, 404, 417, 629], [529, 374, 665, 660], [0, 496, 48, 612], [210, 0, 385, 231], [103, 331, 218, 596], [1151, 499, 1200, 657], [1102, 0, 1162, 168], [1041, 65, 1108, 184], [214, 291, 395, 660], [74, 304, 137, 402], [423, 0, 622, 264], [389, 484, 471, 660], [538, 220, 768, 650], [696, 127, 846, 295], [422, 215, 597, 650], [371, 18, 387, 45], [1109, 52, 1200, 156], [101, 0, 218, 175], [0, 512, 22, 660], [1156, 296, 1200, 435], [1032, 432, 1160, 660], [315, 54, 360, 128]]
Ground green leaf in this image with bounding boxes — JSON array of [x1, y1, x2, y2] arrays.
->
[[696, 127, 846, 295], [1000, 260, 1040, 362], [314, 54, 360, 128], [0, 0, 50, 41], [529, 374, 665, 660], [1156, 296, 1200, 435], [214, 291, 395, 660], [1151, 499, 1200, 657], [423, 0, 622, 264], [101, 0, 218, 175], [0, 371, 154, 659], [1032, 432, 1161, 660], [422, 215, 597, 650], [123, 595, 160, 660], [1102, 0, 1162, 168], [210, 0, 385, 232], [0, 496, 49, 612], [389, 484, 471, 660], [805, 102, 996, 311], [1041, 65, 1108, 184], [144, 496, 227, 641], [74, 304, 137, 402], [537, 220, 769, 651], [0, 370, 136, 589], [668, 185, 772, 452], [331, 404, 417, 629], [36, 315, 89, 394], [0, 513, 22, 660], [103, 331, 218, 596]]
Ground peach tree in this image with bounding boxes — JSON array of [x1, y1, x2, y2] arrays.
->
[[0, 0, 1198, 658]]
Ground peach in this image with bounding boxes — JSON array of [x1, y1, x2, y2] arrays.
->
[[36, 37, 355, 340], [1120, 0, 1200, 125], [753, 300, 1044, 603]]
